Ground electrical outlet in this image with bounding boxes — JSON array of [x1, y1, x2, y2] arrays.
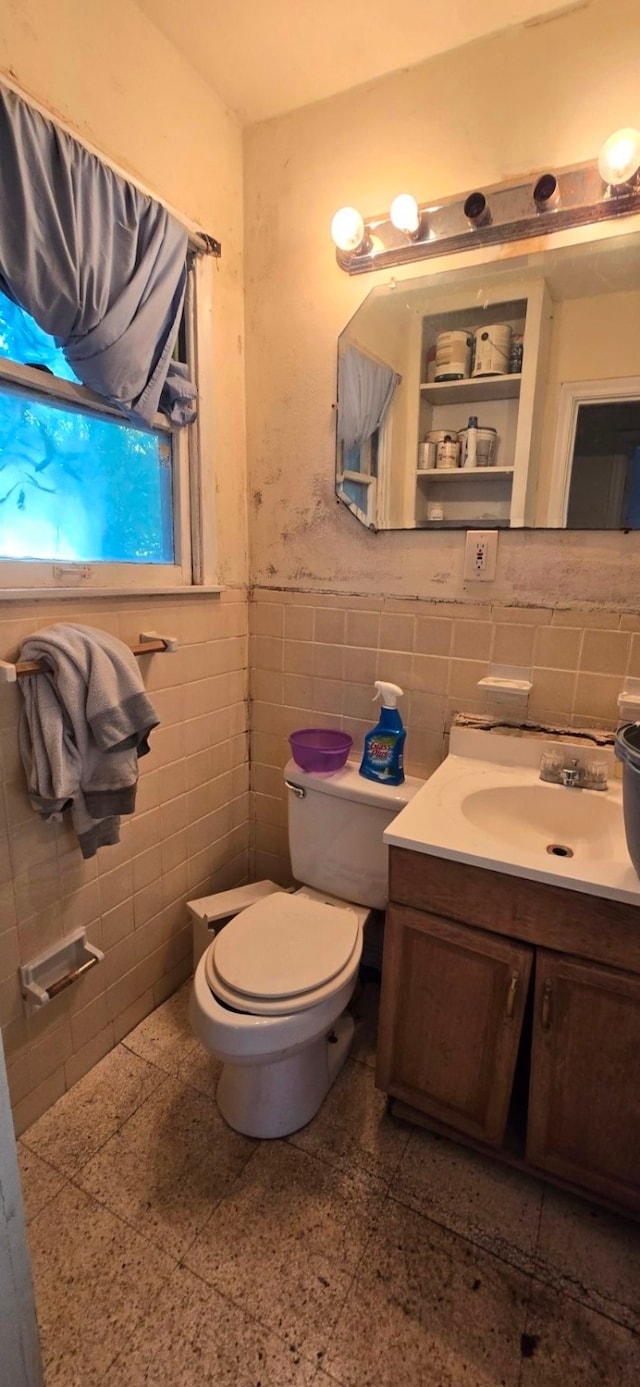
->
[[464, 529, 498, 581]]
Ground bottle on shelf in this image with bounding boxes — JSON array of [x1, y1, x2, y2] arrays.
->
[[462, 416, 478, 469]]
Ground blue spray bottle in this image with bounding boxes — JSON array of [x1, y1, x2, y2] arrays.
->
[[359, 681, 406, 786]]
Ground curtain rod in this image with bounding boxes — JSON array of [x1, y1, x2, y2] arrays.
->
[[0, 73, 221, 259]]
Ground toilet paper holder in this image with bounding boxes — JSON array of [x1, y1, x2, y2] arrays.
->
[[19, 929, 104, 1015]]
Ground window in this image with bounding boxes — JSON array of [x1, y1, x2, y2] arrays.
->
[[338, 430, 379, 526], [0, 285, 195, 591]]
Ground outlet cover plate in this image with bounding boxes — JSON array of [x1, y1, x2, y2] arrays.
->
[[464, 530, 498, 582]]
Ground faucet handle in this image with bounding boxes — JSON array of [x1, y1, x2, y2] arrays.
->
[[540, 750, 563, 782], [586, 758, 609, 790]]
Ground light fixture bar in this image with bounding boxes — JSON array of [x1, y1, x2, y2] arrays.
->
[[335, 160, 640, 275]]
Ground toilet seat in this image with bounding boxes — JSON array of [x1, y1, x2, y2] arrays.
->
[[205, 891, 361, 1016]]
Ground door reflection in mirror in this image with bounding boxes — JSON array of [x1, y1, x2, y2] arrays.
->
[[567, 399, 640, 528]]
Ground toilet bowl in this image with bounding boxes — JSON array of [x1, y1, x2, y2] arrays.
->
[[189, 757, 423, 1139], [190, 888, 367, 1138]]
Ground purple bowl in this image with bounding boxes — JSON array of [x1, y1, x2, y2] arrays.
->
[[289, 728, 353, 774]]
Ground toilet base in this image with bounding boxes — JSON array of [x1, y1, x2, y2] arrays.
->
[[216, 1012, 355, 1139]]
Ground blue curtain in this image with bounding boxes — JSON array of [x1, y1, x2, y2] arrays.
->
[[338, 345, 399, 450], [0, 85, 196, 426]]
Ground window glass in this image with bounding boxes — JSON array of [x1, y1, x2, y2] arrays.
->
[[342, 478, 369, 513], [0, 289, 79, 383], [0, 383, 174, 563]]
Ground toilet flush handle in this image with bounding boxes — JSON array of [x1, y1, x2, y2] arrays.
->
[[285, 780, 306, 798]]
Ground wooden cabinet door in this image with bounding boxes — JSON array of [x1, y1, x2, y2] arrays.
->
[[527, 951, 640, 1212], [376, 905, 533, 1147]]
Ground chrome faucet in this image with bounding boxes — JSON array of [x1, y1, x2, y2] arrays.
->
[[539, 750, 608, 791], [560, 758, 580, 788]]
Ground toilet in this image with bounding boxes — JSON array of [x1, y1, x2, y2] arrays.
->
[[189, 756, 422, 1138]]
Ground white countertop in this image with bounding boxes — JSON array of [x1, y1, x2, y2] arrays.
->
[[384, 727, 640, 907]]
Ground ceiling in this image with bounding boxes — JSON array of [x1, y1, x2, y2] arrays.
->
[[134, 0, 585, 125]]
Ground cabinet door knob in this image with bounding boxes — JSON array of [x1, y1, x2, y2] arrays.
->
[[505, 969, 520, 1020], [541, 977, 553, 1032]]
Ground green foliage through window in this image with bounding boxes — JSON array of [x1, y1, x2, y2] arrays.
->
[[0, 291, 175, 565]]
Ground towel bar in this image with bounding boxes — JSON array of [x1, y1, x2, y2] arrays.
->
[[0, 630, 178, 684]]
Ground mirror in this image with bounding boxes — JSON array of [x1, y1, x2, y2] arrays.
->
[[335, 225, 640, 529]]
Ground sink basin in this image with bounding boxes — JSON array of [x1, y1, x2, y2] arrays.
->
[[384, 725, 640, 905], [458, 782, 621, 860]]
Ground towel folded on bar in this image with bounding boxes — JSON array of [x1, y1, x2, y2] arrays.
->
[[18, 623, 160, 858]]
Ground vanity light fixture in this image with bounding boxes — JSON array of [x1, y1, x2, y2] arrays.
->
[[598, 127, 640, 192], [332, 135, 640, 274], [389, 193, 423, 240], [463, 191, 491, 227], [533, 173, 560, 211]]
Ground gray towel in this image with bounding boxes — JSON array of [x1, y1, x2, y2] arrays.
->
[[18, 624, 160, 858]]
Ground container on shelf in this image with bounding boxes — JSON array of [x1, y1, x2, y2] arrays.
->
[[472, 324, 513, 377], [435, 436, 460, 470], [458, 425, 497, 468], [424, 430, 459, 469], [510, 333, 524, 374], [417, 440, 437, 469], [427, 503, 444, 521], [434, 329, 473, 381]]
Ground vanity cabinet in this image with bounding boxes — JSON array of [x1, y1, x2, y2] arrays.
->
[[376, 906, 532, 1147], [527, 952, 640, 1211], [378, 847, 640, 1215]]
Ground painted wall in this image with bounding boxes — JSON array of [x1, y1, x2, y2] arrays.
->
[[244, 0, 640, 609], [0, 0, 250, 1128], [0, 0, 247, 587]]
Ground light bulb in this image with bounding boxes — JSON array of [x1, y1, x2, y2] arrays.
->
[[390, 193, 421, 236], [330, 206, 366, 252], [598, 127, 640, 187]]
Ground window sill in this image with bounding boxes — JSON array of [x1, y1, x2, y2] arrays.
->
[[0, 585, 225, 602]]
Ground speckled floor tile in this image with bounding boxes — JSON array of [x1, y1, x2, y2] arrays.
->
[[324, 1196, 531, 1387], [534, 1187, 640, 1332], [289, 1056, 411, 1184], [21, 1045, 167, 1176], [390, 1126, 543, 1269], [348, 978, 380, 1069], [28, 1181, 175, 1386], [103, 1263, 320, 1386], [520, 1281, 640, 1385], [17, 1143, 66, 1224], [76, 1074, 255, 1259], [122, 979, 220, 1097], [184, 1139, 386, 1356]]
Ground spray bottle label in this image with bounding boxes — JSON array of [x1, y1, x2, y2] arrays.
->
[[368, 735, 396, 765]]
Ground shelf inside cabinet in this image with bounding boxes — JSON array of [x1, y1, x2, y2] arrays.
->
[[420, 374, 521, 405], [416, 467, 514, 481]]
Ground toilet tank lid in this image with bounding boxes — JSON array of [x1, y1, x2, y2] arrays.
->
[[285, 758, 423, 810], [187, 880, 282, 925]]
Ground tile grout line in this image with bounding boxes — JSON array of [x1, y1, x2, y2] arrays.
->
[[176, 1138, 263, 1265], [385, 1181, 640, 1339], [177, 1255, 329, 1377], [19, 1050, 172, 1178]]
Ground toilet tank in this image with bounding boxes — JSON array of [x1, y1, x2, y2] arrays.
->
[[284, 758, 423, 910]]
